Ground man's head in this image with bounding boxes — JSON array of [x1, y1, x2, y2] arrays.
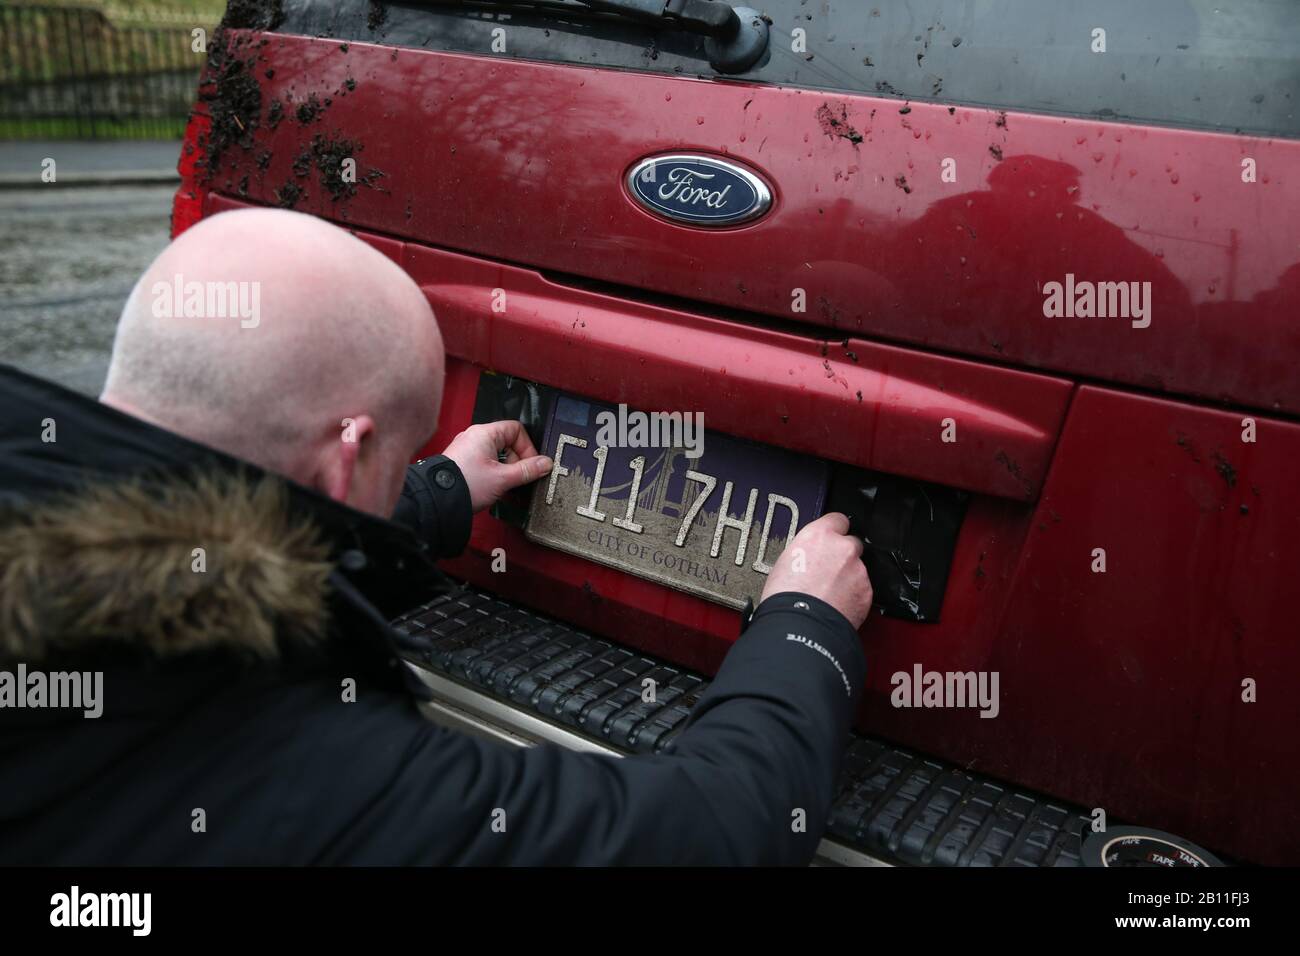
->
[[101, 208, 444, 517]]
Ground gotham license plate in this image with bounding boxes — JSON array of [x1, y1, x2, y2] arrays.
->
[[525, 394, 829, 609]]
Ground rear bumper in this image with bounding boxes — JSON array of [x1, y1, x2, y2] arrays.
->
[[395, 583, 1091, 867]]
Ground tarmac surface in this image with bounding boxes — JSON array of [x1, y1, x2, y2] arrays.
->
[[0, 140, 181, 187], [0, 183, 176, 396]]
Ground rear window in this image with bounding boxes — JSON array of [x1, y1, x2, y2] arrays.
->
[[278, 0, 1299, 138]]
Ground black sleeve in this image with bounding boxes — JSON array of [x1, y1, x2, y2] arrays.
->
[[390, 456, 473, 559], [289, 591, 867, 865]]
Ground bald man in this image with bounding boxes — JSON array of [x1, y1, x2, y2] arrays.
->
[[0, 208, 871, 865]]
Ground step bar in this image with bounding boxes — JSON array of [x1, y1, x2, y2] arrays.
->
[[394, 585, 1091, 867], [412, 667, 886, 867]]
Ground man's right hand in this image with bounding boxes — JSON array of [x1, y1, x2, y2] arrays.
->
[[760, 512, 873, 629]]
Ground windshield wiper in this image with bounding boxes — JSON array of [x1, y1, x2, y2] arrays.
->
[[444, 0, 770, 74]]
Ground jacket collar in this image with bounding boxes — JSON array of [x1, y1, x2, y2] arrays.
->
[[0, 364, 445, 669]]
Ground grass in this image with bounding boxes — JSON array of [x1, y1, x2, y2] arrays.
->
[[0, 116, 189, 139], [1, 2, 219, 140], [19, 1, 226, 23]]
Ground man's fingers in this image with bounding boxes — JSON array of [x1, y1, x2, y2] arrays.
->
[[506, 425, 540, 461], [846, 533, 865, 559], [501, 454, 553, 489], [813, 511, 851, 536], [479, 419, 524, 453], [479, 420, 541, 461]]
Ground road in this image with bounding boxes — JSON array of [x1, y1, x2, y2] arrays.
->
[[0, 184, 174, 395]]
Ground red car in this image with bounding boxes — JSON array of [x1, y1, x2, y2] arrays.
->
[[174, 0, 1300, 866]]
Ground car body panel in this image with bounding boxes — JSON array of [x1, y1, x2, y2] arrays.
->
[[176, 20, 1300, 863], [199, 34, 1299, 415]]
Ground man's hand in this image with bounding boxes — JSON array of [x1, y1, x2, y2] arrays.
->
[[760, 512, 873, 629], [442, 421, 553, 513]]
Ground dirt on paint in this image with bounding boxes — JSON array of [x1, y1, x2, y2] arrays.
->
[[815, 102, 864, 146], [299, 134, 388, 201], [1213, 451, 1238, 488], [367, 1, 388, 31], [995, 450, 1034, 498], [989, 144, 1004, 161], [894, 174, 911, 194], [274, 180, 302, 209], [296, 93, 324, 125], [197, 1, 388, 209], [198, 35, 262, 178]]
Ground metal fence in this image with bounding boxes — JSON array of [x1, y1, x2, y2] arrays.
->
[[0, 4, 216, 139]]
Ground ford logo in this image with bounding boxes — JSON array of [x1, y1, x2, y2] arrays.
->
[[626, 154, 773, 227]]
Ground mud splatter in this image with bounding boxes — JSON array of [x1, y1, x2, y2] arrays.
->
[[1175, 432, 1202, 464], [815, 102, 863, 146], [1212, 451, 1238, 488], [989, 144, 1003, 161], [266, 98, 283, 129], [367, 1, 388, 30], [303, 133, 388, 201], [894, 174, 911, 194], [995, 450, 1034, 497], [197, 36, 265, 178], [274, 180, 302, 208], [296, 93, 323, 125]]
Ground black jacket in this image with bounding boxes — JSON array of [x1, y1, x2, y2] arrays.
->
[[0, 365, 866, 865]]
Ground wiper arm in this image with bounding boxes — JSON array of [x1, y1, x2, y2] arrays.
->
[[575, 1, 768, 73], [578, 0, 730, 37], [443, 0, 770, 74]]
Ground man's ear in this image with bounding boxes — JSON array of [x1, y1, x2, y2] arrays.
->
[[318, 414, 376, 504]]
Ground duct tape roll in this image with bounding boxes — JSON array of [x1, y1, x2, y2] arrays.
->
[[1082, 826, 1225, 867]]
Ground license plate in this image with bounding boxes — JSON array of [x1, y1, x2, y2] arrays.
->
[[525, 394, 829, 609]]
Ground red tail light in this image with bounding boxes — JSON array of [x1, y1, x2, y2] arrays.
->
[[170, 109, 211, 239]]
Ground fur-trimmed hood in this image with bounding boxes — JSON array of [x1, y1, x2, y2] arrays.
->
[[0, 472, 333, 662], [0, 364, 445, 672]]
